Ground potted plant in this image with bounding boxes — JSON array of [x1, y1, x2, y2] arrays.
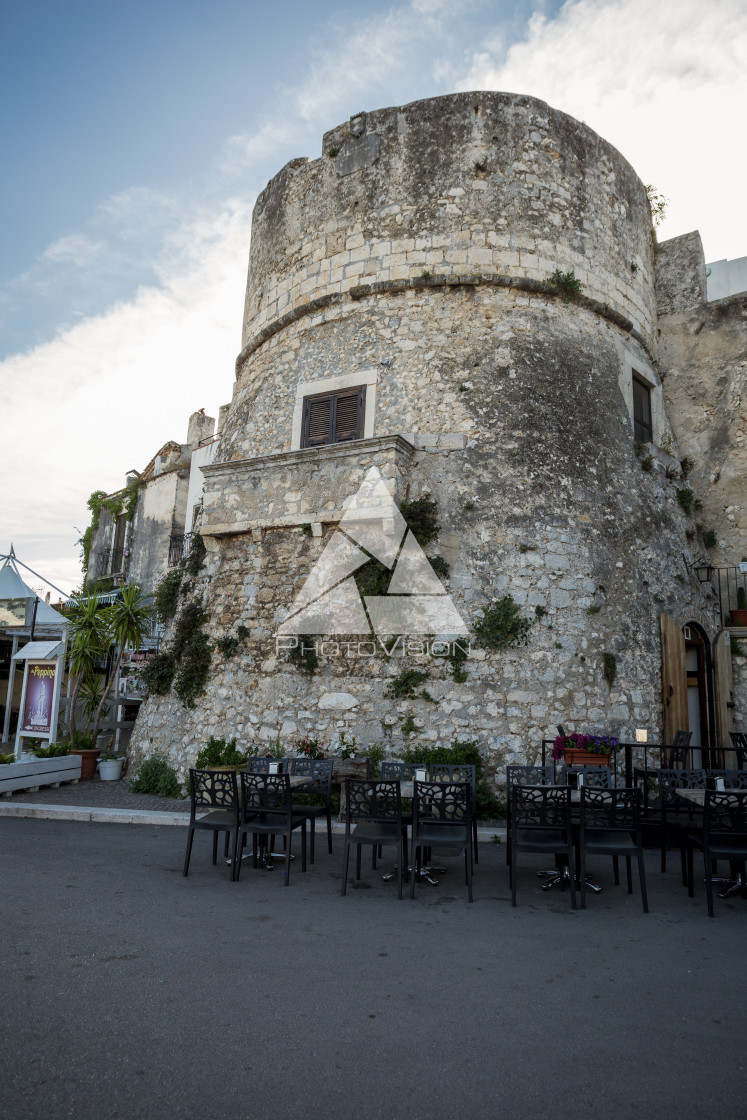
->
[[66, 732, 102, 780], [194, 737, 248, 771], [552, 732, 620, 766], [98, 748, 125, 781], [731, 585, 747, 626]]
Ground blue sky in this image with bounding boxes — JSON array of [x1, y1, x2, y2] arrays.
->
[[1, 0, 745, 592]]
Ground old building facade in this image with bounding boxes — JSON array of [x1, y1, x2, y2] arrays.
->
[[128, 91, 745, 781]]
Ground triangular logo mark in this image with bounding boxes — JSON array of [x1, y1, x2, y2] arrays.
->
[[278, 467, 467, 638]]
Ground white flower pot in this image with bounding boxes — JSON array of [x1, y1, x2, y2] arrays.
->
[[98, 759, 124, 781], [738, 562, 747, 574]]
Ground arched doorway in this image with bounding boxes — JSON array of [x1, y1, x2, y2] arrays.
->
[[661, 614, 733, 759]]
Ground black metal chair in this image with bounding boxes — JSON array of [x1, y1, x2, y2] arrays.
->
[[236, 772, 307, 885], [380, 761, 420, 780], [658, 768, 706, 882], [686, 790, 747, 917], [428, 763, 479, 864], [633, 730, 692, 812], [578, 787, 648, 912], [707, 770, 747, 790], [183, 768, 240, 880], [561, 765, 612, 788], [341, 779, 407, 899], [505, 765, 555, 867], [288, 756, 334, 862], [728, 732, 747, 770], [409, 780, 473, 902], [509, 785, 576, 909], [246, 756, 289, 773]]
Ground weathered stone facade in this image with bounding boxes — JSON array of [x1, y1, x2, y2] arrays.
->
[[129, 92, 741, 783]]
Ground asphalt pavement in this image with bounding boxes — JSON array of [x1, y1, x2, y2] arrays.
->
[[1, 817, 745, 1120]]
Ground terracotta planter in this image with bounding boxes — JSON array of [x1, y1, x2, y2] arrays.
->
[[68, 748, 101, 780], [729, 609, 747, 626], [563, 749, 613, 767]]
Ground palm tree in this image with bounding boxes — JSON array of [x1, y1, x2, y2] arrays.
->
[[92, 584, 153, 742], [63, 593, 111, 743]]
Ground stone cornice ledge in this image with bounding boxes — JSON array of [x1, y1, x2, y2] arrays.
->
[[202, 434, 415, 480], [236, 273, 656, 374]]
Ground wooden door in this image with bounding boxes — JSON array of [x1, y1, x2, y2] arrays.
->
[[713, 629, 735, 758], [660, 613, 687, 744]]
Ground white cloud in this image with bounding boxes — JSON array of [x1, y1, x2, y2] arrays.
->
[[454, 0, 747, 259], [41, 234, 106, 267]]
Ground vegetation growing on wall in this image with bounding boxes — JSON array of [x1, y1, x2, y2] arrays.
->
[[603, 652, 617, 688], [141, 596, 213, 709], [286, 639, 319, 675], [399, 497, 440, 546], [79, 483, 140, 573], [546, 269, 583, 302], [473, 595, 532, 651], [154, 569, 183, 622]]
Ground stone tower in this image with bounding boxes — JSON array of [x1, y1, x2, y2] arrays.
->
[[131, 92, 735, 778]]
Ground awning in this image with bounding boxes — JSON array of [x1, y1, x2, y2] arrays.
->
[[12, 640, 65, 661]]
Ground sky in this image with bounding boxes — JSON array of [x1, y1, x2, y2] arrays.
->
[[1, 0, 745, 596]]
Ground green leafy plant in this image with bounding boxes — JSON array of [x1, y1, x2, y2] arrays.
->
[[300, 523, 313, 537], [327, 145, 340, 157], [386, 668, 429, 699], [463, 500, 474, 511], [130, 755, 182, 798], [702, 529, 718, 549], [355, 558, 390, 597], [458, 383, 469, 392], [184, 533, 206, 577], [519, 543, 536, 553], [646, 184, 669, 229], [154, 569, 183, 623], [140, 651, 177, 696], [334, 731, 358, 759], [31, 742, 70, 758], [603, 652, 617, 688], [401, 715, 417, 737], [534, 605, 546, 619], [676, 488, 695, 515], [586, 604, 601, 615], [446, 642, 469, 682], [399, 497, 440, 547], [286, 639, 319, 675], [216, 635, 240, 659], [421, 269, 431, 280], [473, 595, 531, 651], [546, 269, 583, 302], [0, 752, 15, 765], [90, 583, 153, 739], [639, 455, 654, 473], [738, 586, 746, 611], [195, 737, 248, 769], [362, 742, 386, 776], [429, 555, 450, 580], [679, 456, 693, 478]]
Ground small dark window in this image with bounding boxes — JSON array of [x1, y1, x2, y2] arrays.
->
[[301, 386, 365, 448], [632, 374, 652, 443]]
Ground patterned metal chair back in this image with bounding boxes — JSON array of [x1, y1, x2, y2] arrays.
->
[[664, 730, 693, 768], [381, 761, 420, 781], [658, 768, 706, 809], [728, 732, 747, 769], [580, 787, 639, 832], [704, 790, 747, 837], [429, 763, 476, 793], [344, 779, 402, 825], [246, 756, 289, 774], [507, 764, 554, 788], [511, 784, 571, 830], [288, 756, 333, 794], [707, 770, 747, 788], [413, 780, 469, 825], [189, 768, 239, 811], [562, 765, 612, 789], [240, 771, 291, 818]]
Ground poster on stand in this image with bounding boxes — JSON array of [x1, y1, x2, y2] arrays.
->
[[20, 662, 57, 736]]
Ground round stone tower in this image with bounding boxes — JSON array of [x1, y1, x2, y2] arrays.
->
[[131, 92, 722, 779]]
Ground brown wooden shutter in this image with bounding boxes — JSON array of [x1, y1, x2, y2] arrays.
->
[[334, 388, 363, 442], [303, 396, 333, 447], [713, 629, 735, 757], [660, 613, 688, 744]]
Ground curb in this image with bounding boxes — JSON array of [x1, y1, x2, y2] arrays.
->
[[0, 801, 508, 838]]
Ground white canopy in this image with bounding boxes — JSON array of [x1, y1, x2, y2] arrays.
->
[[12, 640, 65, 661]]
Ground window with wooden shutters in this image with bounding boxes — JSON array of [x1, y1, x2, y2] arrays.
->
[[632, 374, 653, 443], [301, 386, 365, 448]]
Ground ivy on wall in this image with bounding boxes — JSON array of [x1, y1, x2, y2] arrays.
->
[[80, 482, 141, 573]]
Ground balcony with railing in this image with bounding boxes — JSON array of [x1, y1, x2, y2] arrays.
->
[[711, 564, 747, 628], [168, 533, 192, 567], [93, 547, 124, 579]]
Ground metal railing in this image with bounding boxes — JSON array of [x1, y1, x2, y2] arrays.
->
[[168, 533, 192, 566], [712, 565, 747, 627], [93, 547, 124, 578]]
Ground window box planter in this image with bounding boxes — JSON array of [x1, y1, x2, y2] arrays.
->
[[0, 754, 82, 795]]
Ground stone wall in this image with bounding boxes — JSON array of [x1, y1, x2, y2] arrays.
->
[[656, 232, 747, 568]]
